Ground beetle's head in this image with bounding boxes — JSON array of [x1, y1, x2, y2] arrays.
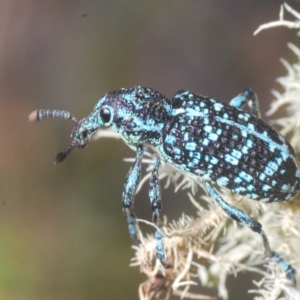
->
[[29, 86, 170, 163]]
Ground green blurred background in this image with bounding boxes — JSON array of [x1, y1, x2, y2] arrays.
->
[[1, 1, 300, 299]]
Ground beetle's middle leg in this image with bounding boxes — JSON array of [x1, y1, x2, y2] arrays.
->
[[149, 157, 171, 268]]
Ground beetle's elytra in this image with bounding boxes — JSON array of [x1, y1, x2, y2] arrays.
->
[[29, 86, 299, 284]]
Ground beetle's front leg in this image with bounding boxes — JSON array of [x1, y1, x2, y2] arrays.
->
[[122, 145, 144, 240], [149, 157, 171, 268], [229, 89, 260, 117]]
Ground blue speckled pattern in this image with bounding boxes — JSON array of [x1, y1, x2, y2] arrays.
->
[[159, 89, 300, 203], [29, 86, 299, 284]]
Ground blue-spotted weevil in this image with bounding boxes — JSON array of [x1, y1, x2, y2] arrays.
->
[[29, 86, 299, 284]]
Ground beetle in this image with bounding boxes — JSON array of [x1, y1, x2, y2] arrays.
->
[[29, 86, 299, 284]]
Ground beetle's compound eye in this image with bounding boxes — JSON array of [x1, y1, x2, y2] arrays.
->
[[100, 106, 112, 125]]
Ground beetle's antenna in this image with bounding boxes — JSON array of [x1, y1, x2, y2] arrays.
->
[[29, 110, 78, 124], [29, 110, 79, 164], [54, 142, 78, 164]]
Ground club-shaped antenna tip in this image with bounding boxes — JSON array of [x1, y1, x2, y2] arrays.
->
[[28, 111, 39, 122], [54, 152, 66, 165], [54, 143, 78, 165]]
